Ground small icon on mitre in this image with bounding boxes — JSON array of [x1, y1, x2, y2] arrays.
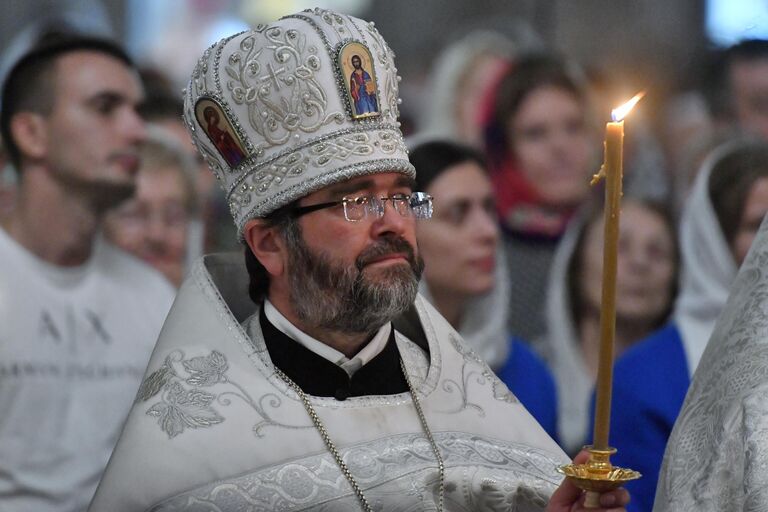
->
[[338, 42, 380, 119], [195, 98, 247, 168]]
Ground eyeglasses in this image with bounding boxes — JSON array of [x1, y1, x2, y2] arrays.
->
[[291, 191, 434, 222], [112, 201, 190, 229]]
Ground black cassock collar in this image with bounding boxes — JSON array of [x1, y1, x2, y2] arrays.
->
[[259, 306, 411, 401]]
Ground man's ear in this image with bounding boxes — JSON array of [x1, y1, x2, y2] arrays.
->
[[10, 112, 48, 161], [243, 218, 286, 277]]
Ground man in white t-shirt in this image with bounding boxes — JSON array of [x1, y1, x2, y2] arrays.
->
[[0, 31, 176, 511]]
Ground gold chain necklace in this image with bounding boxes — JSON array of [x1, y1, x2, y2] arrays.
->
[[274, 359, 445, 512]]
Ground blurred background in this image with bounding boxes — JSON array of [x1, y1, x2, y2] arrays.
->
[[0, 0, 765, 131], [3, 4, 768, 507]]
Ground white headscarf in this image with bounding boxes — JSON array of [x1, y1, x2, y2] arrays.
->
[[539, 213, 591, 454], [672, 142, 740, 376], [419, 28, 541, 143]]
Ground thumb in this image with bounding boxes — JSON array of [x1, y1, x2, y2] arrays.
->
[[548, 450, 589, 509]]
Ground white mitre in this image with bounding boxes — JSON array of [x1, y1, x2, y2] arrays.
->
[[181, 7, 413, 238]]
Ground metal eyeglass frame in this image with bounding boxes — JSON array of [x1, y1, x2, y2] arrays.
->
[[291, 192, 434, 222]]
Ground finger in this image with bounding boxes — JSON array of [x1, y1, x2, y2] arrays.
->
[[574, 502, 625, 512], [572, 449, 590, 465], [548, 450, 591, 507], [548, 472, 583, 507], [600, 488, 630, 508]]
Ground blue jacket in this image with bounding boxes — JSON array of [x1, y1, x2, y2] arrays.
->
[[590, 323, 689, 512], [497, 337, 559, 443]]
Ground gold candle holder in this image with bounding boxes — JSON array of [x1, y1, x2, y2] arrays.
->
[[558, 446, 641, 508]]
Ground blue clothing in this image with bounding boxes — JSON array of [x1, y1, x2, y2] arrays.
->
[[349, 69, 378, 115], [497, 337, 558, 442], [589, 323, 689, 512]]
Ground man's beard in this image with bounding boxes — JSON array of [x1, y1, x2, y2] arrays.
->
[[284, 223, 423, 335], [54, 168, 136, 214]]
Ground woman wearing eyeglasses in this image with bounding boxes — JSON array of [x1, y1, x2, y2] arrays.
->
[[104, 125, 199, 287], [409, 139, 558, 440]]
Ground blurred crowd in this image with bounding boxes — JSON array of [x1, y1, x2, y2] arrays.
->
[[2, 10, 768, 512]]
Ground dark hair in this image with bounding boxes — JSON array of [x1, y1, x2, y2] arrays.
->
[[567, 197, 680, 330], [138, 93, 183, 122], [1, 30, 133, 169], [409, 139, 488, 191], [136, 66, 187, 124], [485, 54, 588, 168], [703, 39, 768, 121], [709, 142, 768, 246], [243, 203, 300, 304]]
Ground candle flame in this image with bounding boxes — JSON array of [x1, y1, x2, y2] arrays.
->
[[611, 91, 645, 122]]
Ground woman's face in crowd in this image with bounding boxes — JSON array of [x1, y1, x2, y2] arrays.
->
[[104, 166, 190, 286], [508, 85, 594, 207], [732, 176, 768, 265], [580, 201, 676, 324], [417, 161, 499, 298]]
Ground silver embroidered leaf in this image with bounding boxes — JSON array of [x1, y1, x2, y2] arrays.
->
[[448, 332, 484, 364], [140, 348, 319, 439], [184, 350, 228, 386], [487, 372, 519, 404], [147, 382, 224, 438], [136, 365, 172, 402], [147, 402, 184, 438], [225, 65, 239, 81]]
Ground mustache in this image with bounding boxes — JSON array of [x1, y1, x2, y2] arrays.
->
[[355, 237, 418, 270]]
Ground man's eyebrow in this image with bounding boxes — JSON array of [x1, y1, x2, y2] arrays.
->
[[86, 90, 133, 108], [324, 174, 415, 200], [325, 178, 375, 199], [396, 175, 416, 190]]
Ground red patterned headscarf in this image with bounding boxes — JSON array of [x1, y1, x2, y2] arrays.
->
[[481, 57, 587, 240]]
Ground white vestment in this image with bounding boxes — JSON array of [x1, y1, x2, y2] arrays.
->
[[90, 253, 568, 511], [654, 213, 768, 511]]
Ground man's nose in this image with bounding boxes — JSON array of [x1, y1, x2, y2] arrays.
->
[[370, 200, 410, 238], [122, 108, 147, 145]]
